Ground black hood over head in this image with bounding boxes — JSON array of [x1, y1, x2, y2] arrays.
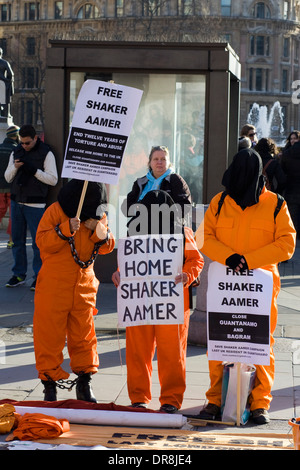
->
[[221, 148, 265, 209], [138, 189, 183, 235], [57, 179, 107, 221], [127, 189, 184, 236]]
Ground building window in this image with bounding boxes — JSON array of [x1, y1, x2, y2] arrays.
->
[[295, 40, 299, 61], [283, 37, 290, 58], [282, 69, 288, 92], [265, 69, 269, 91], [142, 0, 161, 16], [178, 0, 194, 16], [26, 37, 36, 56], [22, 67, 39, 89], [250, 35, 270, 56], [77, 3, 99, 19], [255, 68, 263, 91], [21, 99, 38, 125], [252, 2, 271, 19], [283, 1, 290, 19], [55, 1, 63, 19], [249, 68, 270, 91], [249, 68, 253, 91], [25, 2, 40, 21], [0, 4, 11, 22], [0, 39, 7, 55], [221, 0, 231, 16], [115, 0, 124, 17]]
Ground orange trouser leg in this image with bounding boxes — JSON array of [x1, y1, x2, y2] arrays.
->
[[126, 312, 189, 409], [67, 305, 99, 375], [155, 320, 189, 409], [126, 325, 156, 404], [248, 289, 278, 411], [34, 302, 70, 382], [34, 273, 99, 381]]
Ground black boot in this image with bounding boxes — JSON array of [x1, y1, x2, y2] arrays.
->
[[76, 373, 97, 403], [42, 380, 57, 401]]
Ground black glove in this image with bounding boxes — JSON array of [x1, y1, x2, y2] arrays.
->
[[226, 253, 248, 272], [22, 160, 37, 176]]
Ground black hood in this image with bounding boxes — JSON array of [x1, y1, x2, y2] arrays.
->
[[222, 148, 265, 209], [57, 179, 107, 221], [128, 189, 183, 235]]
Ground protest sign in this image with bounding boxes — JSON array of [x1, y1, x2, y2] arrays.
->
[[117, 235, 184, 327], [62, 80, 143, 185], [207, 262, 273, 365]]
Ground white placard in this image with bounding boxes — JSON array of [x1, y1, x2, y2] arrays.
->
[[207, 262, 273, 365], [62, 80, 143, 185], [117, 235, 184, 327]]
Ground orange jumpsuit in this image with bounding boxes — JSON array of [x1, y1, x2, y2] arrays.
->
[[197, 188, 296, 411], [126, 227, 204, 409], [33, 202, 115, 382]]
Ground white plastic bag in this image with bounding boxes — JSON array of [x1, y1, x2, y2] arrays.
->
[[221, 362, 256, 425]]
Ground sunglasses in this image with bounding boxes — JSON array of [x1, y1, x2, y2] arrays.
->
[[248, 132, 257, 137]]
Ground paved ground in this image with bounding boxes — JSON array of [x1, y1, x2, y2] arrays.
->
[[0, 227, 300, 446]]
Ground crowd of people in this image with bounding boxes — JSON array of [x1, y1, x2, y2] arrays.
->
[[0, 122, 297, 425], [240, 124, 300, 238]]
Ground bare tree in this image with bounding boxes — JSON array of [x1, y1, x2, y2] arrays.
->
[[128, 0, 223, 42]]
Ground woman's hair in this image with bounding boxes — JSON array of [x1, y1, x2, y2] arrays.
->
[[286, 130, 300, 143], [148, 145, 171, 170], [240, 124, 256, 137], [255, 137, 278, 156]]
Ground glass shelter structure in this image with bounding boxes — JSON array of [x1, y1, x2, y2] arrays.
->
[[44, 40, 240, 280]]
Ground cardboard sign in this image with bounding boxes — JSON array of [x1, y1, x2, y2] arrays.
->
[[117, 235, 184, 327], [35, 424, 293, 450], [207, 262, 273, 365], [62, 80, 143, 185]]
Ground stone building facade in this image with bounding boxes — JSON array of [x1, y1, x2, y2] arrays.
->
[[0, 0, 299, 140]]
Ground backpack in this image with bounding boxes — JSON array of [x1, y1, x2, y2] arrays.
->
[[263, 158, 279, 192], [215, 190, 284, 220], [262, 159, 273, 190]]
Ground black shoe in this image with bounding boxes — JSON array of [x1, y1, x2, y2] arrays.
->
[[160, 404, 178, 414], [76, 373, 97, 403], [131, 402, 148, 408], [251, 408, 270, 425], [6, 276, 25, 288], [196, 403, 221, 420], [42, 380, 57, 401], [30, 279, 36, 291]]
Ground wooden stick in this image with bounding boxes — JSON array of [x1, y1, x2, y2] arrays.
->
[[187, 418, 235, 427], [76, 180, 88, 219], [236, 362, 241, 427]]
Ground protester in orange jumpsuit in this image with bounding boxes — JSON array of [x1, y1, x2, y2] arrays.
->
[[33, 180, 115, 402], [196, 147, 296, 424], [113, 190, 204, 413]]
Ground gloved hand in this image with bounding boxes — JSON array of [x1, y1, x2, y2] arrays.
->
[[226, 253, 248, 272]]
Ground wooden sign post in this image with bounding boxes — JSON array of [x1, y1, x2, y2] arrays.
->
[[76, 180, 89, 219]]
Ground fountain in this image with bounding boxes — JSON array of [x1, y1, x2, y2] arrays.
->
[[247, 101, 285, 145]]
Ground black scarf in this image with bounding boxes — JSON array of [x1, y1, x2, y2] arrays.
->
[[57, 179, 107, 221], [222, 148, 265, 209]]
